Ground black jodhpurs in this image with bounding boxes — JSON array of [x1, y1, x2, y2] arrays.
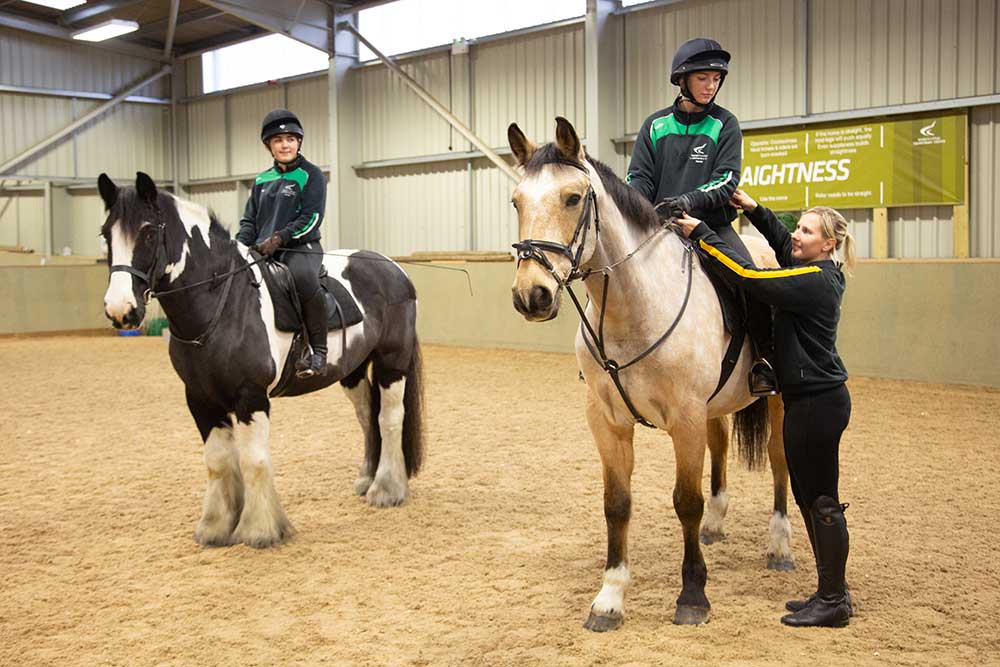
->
[[276, 241, 323, 304], [781, 383, 852, 510], [707, 224, 773, 358]]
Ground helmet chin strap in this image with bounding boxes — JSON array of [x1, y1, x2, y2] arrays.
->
[[678, 73, 725, 111]]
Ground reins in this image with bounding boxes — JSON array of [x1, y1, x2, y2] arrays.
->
[[511, 159, 695, 428]]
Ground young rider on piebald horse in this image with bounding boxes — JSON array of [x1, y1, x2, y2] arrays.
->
[[627, 37, 776, 395], [677, 191, 857, 628], [237, 109, 329, 379]]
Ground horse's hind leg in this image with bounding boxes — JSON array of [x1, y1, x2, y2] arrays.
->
[[341, 359, 377, 496], [583, 393, 635, 633], [701, 415, 730, 545], [364, 361, 409, 508], [766, 395, 795, 571], [231, 383, 294, 547], [189, 392, 243, 546]]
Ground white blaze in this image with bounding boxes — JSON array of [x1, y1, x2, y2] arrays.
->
[[103, 223, 138, 321]]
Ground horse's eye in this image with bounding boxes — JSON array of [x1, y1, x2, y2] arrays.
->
[[566, 194, 581, 207], [142, 225, 157, 240]]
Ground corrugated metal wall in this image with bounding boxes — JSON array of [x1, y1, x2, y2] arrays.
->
[[0, 191, 44, 251], [971, 104, 1000, 257], [624, 0, 803, 133], [890, 205, 955, 258], [471, 24, 586, 147], [810, 0, 1000, 113], [0, 30, 172, 182], [61, 190, 105, 257]]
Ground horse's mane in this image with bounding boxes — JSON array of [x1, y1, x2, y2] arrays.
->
[[523, 143, 663, 233], [101, 186, 231, 246]]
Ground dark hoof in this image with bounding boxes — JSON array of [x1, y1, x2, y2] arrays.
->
[[700, 529, 726, 545], [767, 554, 796, 571], [584, 610, 623, 632], [673, 605, 710, 625]]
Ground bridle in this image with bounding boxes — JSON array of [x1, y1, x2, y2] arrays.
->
[[511, 159, 694, 428], [511, 158, 600, 286], [108, 218, 248, 347]]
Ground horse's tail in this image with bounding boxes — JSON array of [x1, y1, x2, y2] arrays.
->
[[733, 397, 769, 470], [401, 338, 425, 477]]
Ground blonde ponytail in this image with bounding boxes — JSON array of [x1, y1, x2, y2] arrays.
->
[[806, 206, 856, 275]]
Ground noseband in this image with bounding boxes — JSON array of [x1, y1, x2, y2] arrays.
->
[[511, 158, 600, 285]]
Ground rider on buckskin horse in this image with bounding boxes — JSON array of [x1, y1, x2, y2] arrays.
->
[[626, 38, 776, 396], [237, 108, 329, 379]]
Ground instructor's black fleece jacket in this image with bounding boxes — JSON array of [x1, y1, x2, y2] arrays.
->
[[689, 204, 849, 395]]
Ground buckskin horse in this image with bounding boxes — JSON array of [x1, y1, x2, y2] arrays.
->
[[507, 118, 793, 629], [99, 172, 423, 548]]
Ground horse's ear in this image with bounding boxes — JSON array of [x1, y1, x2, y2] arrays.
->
[[507, 123, 537, 167], [135, 172, 157, 203], [97, 173, 118, 210], [554, 116, 584, 162]]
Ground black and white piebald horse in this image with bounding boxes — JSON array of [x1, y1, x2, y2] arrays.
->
[[99, 172, 424, 548]]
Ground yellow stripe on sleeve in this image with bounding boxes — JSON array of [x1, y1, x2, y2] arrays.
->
[[698, 239, 822, 279]]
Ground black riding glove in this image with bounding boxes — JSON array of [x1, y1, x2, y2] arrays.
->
[[254, 232, 283, 257], [661, 193, 696, 219]]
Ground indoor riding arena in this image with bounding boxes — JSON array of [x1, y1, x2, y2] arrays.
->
[[2, 2, 999, 666]]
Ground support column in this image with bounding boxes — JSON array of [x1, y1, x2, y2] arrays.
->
[[328, 11, 361, 248], [584, 0, 623, 166], [873, 207, 889, 259], [42, 181, 53, 256]]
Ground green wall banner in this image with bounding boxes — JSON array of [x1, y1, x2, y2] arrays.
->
[[740, 112, 966, 210]]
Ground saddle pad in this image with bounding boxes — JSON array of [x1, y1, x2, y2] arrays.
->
[[254, 252, 364, 333]]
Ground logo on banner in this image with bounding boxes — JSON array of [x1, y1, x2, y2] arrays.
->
[[914, 120, 945, 146]]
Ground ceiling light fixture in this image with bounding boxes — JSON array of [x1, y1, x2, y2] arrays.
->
[[22, 0, 86, 9], [72, 19, 140, 42]]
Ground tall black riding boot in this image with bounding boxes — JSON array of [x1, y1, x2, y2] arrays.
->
[[781, 496, 851, 628], [747, 297, 777, 396], [786, 503, 854, 614], [295, 290, 329, 379]]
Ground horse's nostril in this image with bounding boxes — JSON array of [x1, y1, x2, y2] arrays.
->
[[530, 285, 552, 311]]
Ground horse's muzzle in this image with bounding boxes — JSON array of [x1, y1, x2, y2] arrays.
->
[[512, 284, 559, 322], [105, 303, 144, 330]]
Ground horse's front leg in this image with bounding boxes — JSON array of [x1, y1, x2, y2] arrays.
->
[[189, 392, 243, 546], [583, 392, 635, 632], [671, 411, 711, 625], [231, 383, 294, 547], [701, 416, 729, 544], [766, 395, 795, 570]]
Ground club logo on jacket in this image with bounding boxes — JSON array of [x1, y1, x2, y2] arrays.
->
[[280, 184, 296, 197], [689, 142, 709, 164]]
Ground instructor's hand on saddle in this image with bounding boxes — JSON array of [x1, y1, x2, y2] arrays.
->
[[677, 212, 702, 238], [254, 232, 283, 257], [729, 189, 757, 213]]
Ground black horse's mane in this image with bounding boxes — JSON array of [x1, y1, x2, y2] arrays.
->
[[101, 185, 231, 245], [523, 143, 662, 232]]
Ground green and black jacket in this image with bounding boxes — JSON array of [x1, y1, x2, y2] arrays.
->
[[237, 155, 326, 247], [627, 98, 741, 230], [689, 205, 849, 396]]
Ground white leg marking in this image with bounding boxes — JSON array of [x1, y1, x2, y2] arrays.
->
[[342, 380, 374, 495], [194, 425, 243, 546], [366, 379, 408, 507], [768, 510, 795, 563], [591, 564, 630, 619], [701, 490, 729, 541], [231, 411, 294, 547]]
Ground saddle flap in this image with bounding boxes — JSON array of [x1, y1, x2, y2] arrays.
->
[[321, 274, 364, 330], [255, 252, 303, 333]]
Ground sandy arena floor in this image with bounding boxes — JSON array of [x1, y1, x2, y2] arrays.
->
[[1, 335, 998, 666]]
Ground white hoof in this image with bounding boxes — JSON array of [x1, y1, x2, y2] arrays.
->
[[354, 475, 374, 496], [365, 475, 408, 507]]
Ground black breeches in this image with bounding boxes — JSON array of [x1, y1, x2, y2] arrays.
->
[[276, 242, 323, 303], [782, 384, 852, 510]]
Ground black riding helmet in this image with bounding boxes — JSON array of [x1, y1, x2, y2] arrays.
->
[[261, 108, 304, 145], [670, 38, 731, 107]]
